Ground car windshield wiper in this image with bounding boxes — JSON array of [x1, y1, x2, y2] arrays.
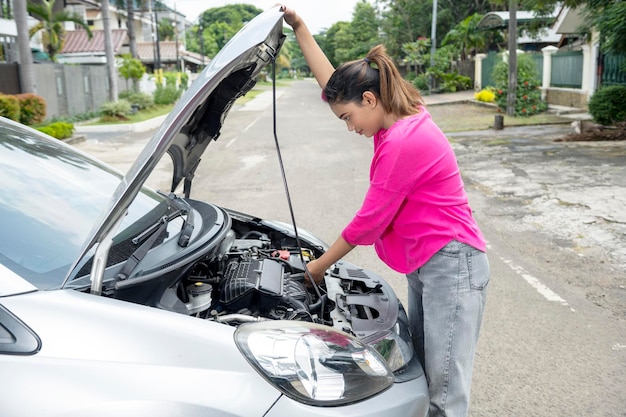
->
[[116, 193, 194, 281]]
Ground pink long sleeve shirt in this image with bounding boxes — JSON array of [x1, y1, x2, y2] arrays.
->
[[341, 107, 486, 273]]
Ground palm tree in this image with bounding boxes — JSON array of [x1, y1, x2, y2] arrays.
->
[[442, 14, 487, 61], [27, 0, 92, 62]]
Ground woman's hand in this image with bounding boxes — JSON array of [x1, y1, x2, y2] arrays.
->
[[280, 5, 302, 30], [304, 259, 325, 285]]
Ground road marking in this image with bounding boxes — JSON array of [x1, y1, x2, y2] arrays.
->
[[225, 116, 261, 148], [501, 258, 572, 309]]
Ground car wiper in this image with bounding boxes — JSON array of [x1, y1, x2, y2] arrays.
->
[[116, 193, 195, 281]]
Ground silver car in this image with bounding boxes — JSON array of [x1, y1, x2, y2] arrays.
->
[[0, 7, 428, 416]]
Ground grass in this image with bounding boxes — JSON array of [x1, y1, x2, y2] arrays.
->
[[87, 104, 174, 125], [236, 89, 264, 105], [428, 103, 572, 133]]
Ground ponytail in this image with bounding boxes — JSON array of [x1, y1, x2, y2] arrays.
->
[[323, 45, 424, 117]]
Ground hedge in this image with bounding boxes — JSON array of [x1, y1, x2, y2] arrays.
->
[[16, 93, 46, 125], [0, 94, 20, 122]]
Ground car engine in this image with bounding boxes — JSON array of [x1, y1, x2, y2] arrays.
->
[[174, 227, 400, 342]]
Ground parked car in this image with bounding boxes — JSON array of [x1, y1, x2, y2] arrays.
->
[[0, 7, 428, 417]]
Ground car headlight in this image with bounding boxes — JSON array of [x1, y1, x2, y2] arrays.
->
[[234, 321, 394, 406], [369, 327, 414, 372]]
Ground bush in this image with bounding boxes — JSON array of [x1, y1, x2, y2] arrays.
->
[[100, 99, 132, 119], [0, 94, 20, 121], [35, 121, 74, 139], [588, 85, 626, 126], [436, 72, 472, 93], [493, 53, 547, 117], [411, 73, 430, 92], [119, 91, 154, 110], [16, 93, 46, 125], [153, 84, 181, 105], [475, 88, 495, 103], [163, 71, 189, 89]]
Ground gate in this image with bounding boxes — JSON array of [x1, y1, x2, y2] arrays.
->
[[602, 53, 626, 86], [481, 51, 500, 88], [0, 63, 20, 94]]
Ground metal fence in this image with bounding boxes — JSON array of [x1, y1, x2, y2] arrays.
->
[[551, 51, 583, 88], [602, 53, 626, 86]]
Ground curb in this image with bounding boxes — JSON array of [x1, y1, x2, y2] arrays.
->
[[74, 114, 168, 134]]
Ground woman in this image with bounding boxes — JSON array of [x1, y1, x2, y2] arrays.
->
[[281, 6, 490, 417]]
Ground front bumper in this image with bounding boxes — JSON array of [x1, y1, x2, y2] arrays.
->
[[264, 376, 429, 417]]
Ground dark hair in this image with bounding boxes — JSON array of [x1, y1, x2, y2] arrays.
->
[[323, 45, 424, 116]]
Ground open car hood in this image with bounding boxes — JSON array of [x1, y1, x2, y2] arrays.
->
[[65, 7, 285, 283]]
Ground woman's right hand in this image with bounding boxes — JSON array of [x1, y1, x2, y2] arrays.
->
[[304, 259, 325, 285], [280, 5, 302, 30]]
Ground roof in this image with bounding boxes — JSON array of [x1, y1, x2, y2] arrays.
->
[[553, 6, 584, 34], [136, 41, 180, 62], [61, 29, 127, 54], [478, 11, 555, 30], [136, 41, 209, 65]]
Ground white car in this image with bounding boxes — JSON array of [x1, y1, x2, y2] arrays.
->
[[0, 7, 428, 416]]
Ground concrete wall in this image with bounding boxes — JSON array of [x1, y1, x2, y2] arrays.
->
[[31, 64, 132, 119], [545, 88, 588, 109]]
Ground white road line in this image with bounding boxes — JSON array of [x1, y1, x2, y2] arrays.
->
[[501, 258, 573, 310], [225, 116, 261, 148]]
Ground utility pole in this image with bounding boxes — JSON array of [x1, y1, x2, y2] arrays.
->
[[429, 0, 437, 94], [154, 0, 161, 70], [506, 0, 517, 116]]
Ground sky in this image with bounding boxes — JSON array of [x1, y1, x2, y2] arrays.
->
[[163, 0, 363, 34]]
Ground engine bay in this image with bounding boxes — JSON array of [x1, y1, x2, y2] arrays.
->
[[171, 210, 400, 342]]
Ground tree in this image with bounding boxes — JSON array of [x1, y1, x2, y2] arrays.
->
[[187, 4, 263, 56], [27, 0, 92, 62], [578, 0, 626, 54], [402, 38, 430, 77], [331, 1, 380, 64], [13, 0, 36, 93], [521, 0, 626, 55], [442, 14, 487, 60], [158, 18, 175, 41], [118, 54, 145, 91]]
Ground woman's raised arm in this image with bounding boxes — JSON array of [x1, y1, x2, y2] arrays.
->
[[281, 6, 335, 89]]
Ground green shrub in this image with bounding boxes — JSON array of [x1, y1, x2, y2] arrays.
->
[[588, 85, 626, 126], [16, 93, 46, 125], [100, 99, 132, 118], [411, 73, 430, 92], [119, 91, 154, 109], [437, 72, 472, 93], [493, 53, 547, 116], [0, 94, 20, 121], [153, 84, 181, 105], [35, 121, 74, 139]]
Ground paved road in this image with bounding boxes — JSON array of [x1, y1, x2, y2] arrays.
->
[[74, 79, 626, 416]]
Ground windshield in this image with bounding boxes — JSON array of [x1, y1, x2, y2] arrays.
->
[[0, 122, 167, 289]]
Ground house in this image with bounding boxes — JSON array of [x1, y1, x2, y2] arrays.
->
[[136, 41, 208, 73], [474, 7, 602, 109], [57, 29, 127, 65], [58, 0, 207, 71]]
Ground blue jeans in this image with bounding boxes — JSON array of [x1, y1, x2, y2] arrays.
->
[[406, 241, 490, 417]]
